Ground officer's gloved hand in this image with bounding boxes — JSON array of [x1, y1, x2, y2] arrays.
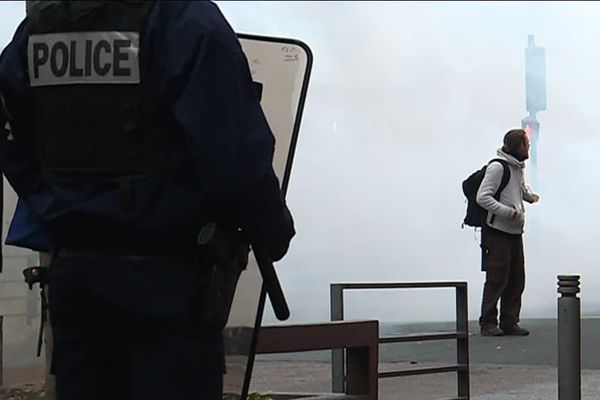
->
[[268, 239, 290, 263], [264, 208, 295, 262]]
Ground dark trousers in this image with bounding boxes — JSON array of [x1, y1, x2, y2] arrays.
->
[[48, 252, 224, 400], [479, 227, 525, 328]]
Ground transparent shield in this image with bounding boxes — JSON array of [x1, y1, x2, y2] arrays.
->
[[222, 35, 312, 399]]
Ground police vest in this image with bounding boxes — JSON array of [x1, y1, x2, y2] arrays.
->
[[27, 1, 157, 183]]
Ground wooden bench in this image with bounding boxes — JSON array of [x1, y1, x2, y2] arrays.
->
[[256, 320, 379, 400]]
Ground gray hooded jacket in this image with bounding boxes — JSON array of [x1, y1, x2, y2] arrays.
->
[[476, 148, 536, 235]]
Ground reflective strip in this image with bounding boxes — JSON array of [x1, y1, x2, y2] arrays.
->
[[28, 31, 140, 87]]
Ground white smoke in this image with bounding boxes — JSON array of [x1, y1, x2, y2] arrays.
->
[[216, 1, 600, 323], [2, 0, 600, 324]]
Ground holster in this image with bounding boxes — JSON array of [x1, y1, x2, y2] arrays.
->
[[23, 265, 50, 357], [197, 224, 249, 329]]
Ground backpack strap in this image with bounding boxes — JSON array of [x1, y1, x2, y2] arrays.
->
[[488, 158, 510, 225], [489, 159, 510, 200]]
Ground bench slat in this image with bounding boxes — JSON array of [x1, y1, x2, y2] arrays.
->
[[256, 320, 379, 354]]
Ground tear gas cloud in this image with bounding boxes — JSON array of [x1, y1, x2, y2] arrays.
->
[[2, 2, 600, 326]]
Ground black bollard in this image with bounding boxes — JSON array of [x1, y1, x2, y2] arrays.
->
[[557, 275, 581, 400]]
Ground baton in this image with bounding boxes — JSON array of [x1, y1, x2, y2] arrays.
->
[[252, 243, 290, 321], [197, 223, 290, 321]]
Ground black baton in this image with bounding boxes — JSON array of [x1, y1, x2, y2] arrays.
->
[[252, 243, 290, 321]]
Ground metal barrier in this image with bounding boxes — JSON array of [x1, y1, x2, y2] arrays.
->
[[331, 282, 470, 400], [558, 275, 581, 400]]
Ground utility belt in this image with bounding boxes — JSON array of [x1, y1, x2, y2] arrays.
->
[[23, 223, 249, 356]]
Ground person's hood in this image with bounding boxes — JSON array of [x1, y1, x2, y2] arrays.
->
[[497, 148, 525, 169]]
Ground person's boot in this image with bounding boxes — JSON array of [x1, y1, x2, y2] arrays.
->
[[480, 324, 504, 337], [501, 324, 530, 336]]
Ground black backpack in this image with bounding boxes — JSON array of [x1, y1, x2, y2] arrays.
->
[[462, 159, 510, 228]]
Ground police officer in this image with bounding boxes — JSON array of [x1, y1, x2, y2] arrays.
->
[[0, 1, 295, 399]]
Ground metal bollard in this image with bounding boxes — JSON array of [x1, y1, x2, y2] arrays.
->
[[1, 315, 3, 387], [557, 275, 581, 400], [330, 284, 345, 393]]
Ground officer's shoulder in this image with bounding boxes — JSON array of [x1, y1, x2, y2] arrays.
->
[[157, 1, 241, 52]]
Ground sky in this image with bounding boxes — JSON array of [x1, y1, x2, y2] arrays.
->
[[2, 1, 600, 325]]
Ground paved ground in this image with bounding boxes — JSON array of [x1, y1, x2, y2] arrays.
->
[[3, 318, 599, 399], [256, 318, 596, 367], [251, 362, 600, 399], [250, 318, 600, 399]]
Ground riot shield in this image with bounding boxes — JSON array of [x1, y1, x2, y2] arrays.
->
[[223, 35, 312, 399]]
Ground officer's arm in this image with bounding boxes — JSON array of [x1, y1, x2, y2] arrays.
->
[[0, 93, 7, 159], [476, 163, 515, 219], [0, 18, 41, 197], [172, 29, 295, 261]]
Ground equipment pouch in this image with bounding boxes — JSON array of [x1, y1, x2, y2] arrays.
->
[[198, 225, 249, 329]]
